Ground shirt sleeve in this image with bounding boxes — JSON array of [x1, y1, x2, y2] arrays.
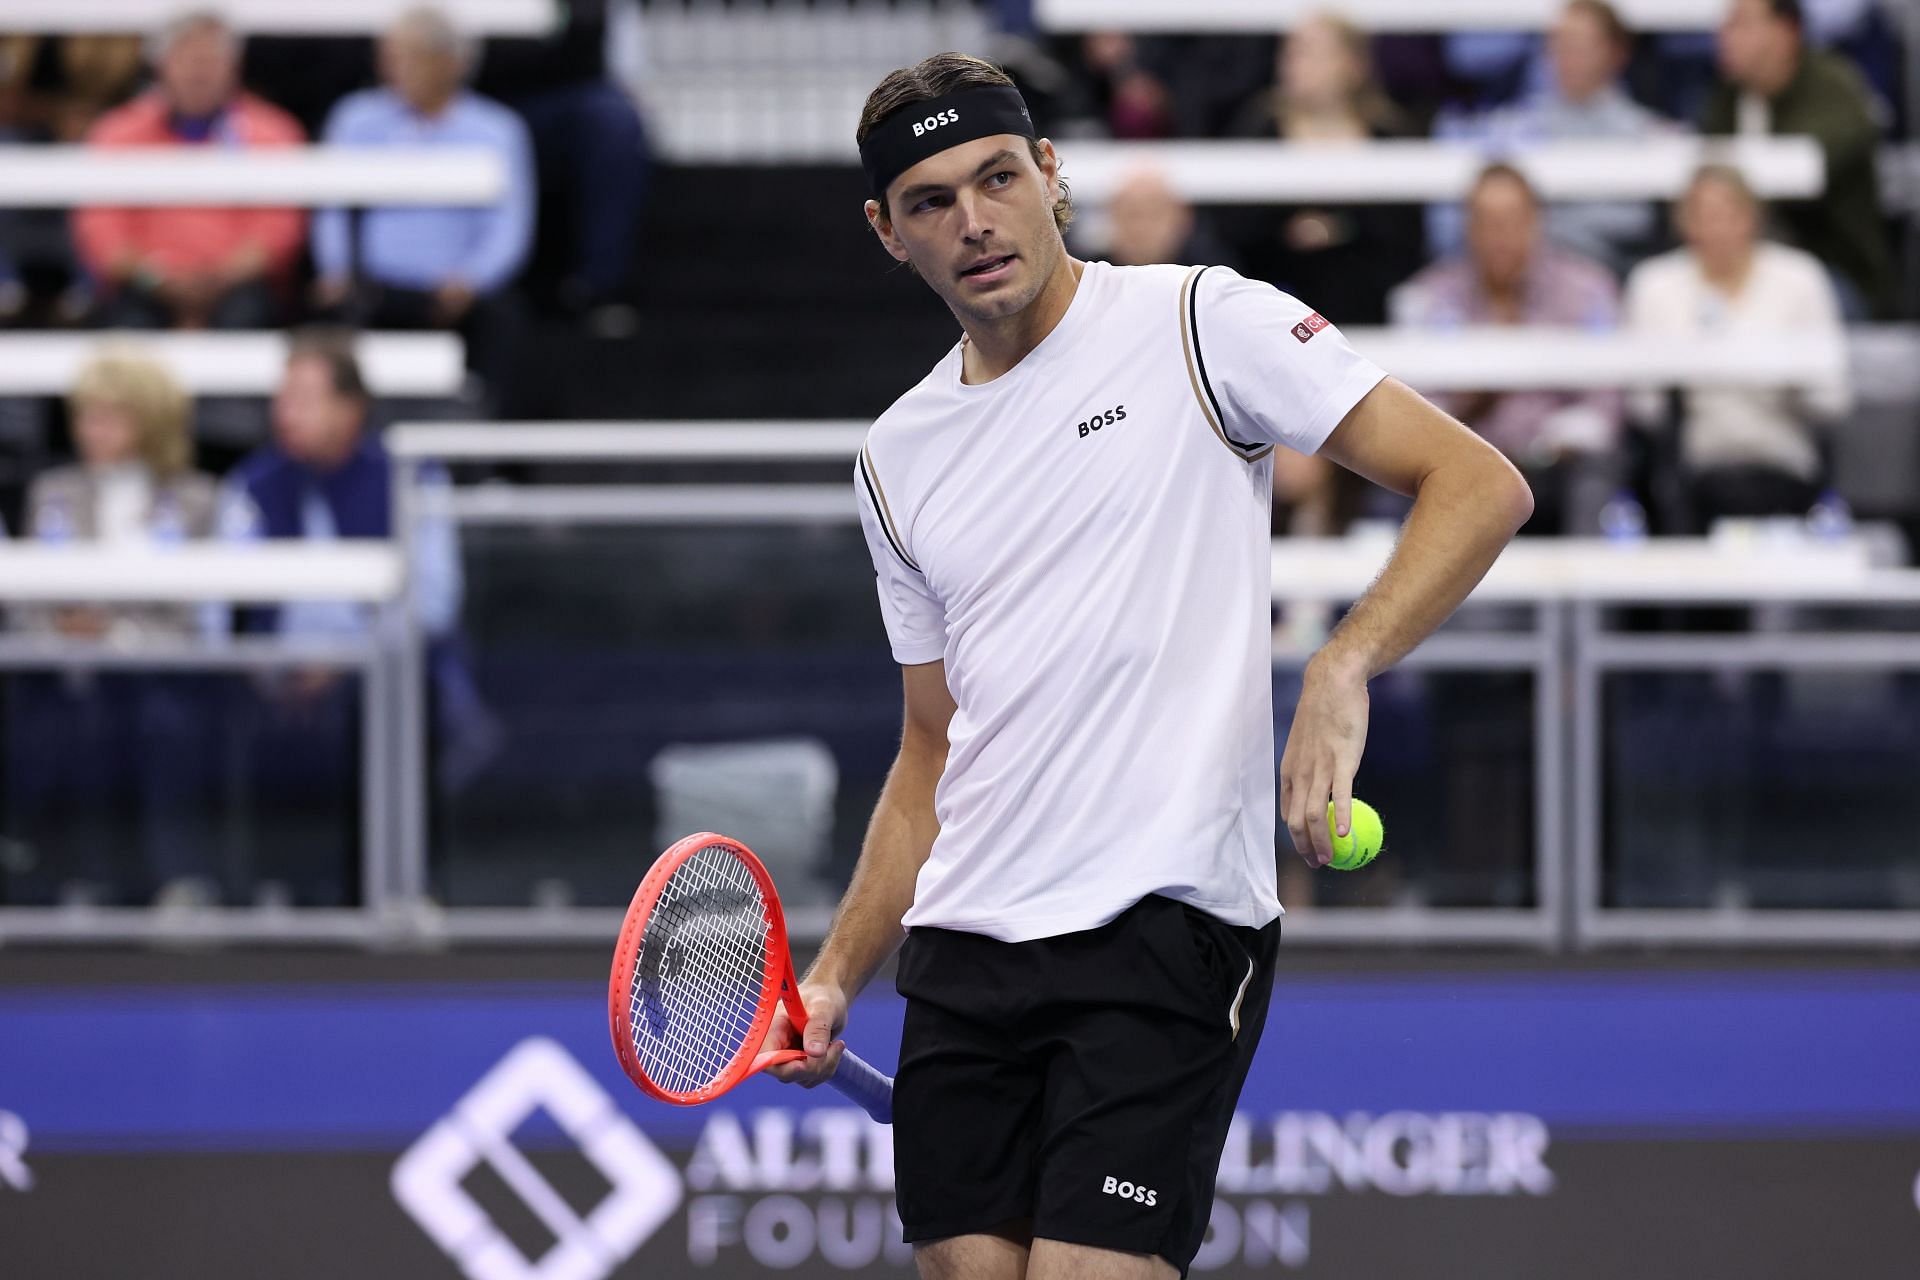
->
[[1186, 266, 1388, 457], [854, 450, 946, 666], [460, 107, 537, 294]]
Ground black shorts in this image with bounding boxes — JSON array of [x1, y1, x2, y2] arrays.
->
[[892, 893, 1280, 1276]]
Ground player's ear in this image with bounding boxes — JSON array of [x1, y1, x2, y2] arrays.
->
[[1035, 138, 1061, 206], [865, 198, 911, 264]]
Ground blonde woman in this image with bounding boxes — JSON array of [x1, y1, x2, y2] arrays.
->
[[22, 347, 220, 640], [9, 347, 220, 908]]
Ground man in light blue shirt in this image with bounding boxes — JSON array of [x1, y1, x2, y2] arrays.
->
[[312, 5, 536, 411], [1431, 0, 1674, 273]]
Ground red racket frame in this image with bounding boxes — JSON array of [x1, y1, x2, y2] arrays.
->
[[608, 832, 810, 1106]]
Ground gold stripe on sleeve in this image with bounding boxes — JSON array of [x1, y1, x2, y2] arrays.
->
[[1177, 265, 1274, 463]]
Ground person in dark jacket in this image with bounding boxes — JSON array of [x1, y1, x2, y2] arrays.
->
[[1700, 0, 1890, 317]]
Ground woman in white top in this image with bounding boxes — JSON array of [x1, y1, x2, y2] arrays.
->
[[1623, 164, 1853, 530]]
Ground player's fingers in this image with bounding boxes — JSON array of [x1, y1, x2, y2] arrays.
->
[[1283, 779, 1313, 867], [798, 1041, 846, 1088], [1331, 769, 1355, 841], [761, 1007, 795, 1054], [803, 1011, 834, 1058], [1304, 763, 1335, 866]]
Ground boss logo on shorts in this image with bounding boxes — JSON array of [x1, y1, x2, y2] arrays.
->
[[1100, 1175, 1158, 1207], [1075, 404, 1127, 438], [911, 109, 960, 137]]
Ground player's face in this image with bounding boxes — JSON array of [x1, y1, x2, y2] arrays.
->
[[867, 134, 1066, 325]]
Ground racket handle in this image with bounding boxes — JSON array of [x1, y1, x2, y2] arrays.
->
[[829, 1050, 894, 1124]]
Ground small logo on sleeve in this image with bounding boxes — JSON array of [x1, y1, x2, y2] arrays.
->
[[1291, 313, 1331, 343], [1101, 1175, 1158, 1207]]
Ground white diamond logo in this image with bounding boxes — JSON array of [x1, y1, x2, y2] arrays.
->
[[393, 1037, 682, 1280]]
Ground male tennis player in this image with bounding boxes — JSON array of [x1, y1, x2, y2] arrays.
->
[[766, 54, 1533, 1280]]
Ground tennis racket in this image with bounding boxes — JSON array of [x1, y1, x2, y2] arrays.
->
[[608, 831, 894, 1123]]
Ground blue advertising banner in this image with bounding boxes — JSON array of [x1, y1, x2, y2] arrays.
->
[[2, 968, 1918, 1279]]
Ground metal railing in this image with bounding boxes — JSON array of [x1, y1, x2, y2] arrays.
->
[[384, 422, 1920, 950], [0, 544, 406, 944]]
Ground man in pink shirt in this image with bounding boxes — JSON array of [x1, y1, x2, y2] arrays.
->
[[72, 10, 307, 329]]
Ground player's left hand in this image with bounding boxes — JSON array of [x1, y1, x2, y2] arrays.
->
[[1280, 654, 1371, 867]]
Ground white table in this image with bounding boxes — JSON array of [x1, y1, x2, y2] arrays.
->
[[1037, 0, 1731, 34], [0, 146, 506, 208], [0, 332, 466, 397], [0, 0, 558, 36], [1059, 137, 1823, 205]]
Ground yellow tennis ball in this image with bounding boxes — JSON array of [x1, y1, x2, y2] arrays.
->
[[1326, 799, 1383, 871]]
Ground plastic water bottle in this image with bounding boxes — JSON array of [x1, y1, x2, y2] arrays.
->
[[1597, 488, 1648, 544], [1805, 489, 1854, 542]]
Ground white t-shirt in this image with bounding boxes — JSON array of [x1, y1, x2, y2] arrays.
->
[[855, 261, 1387, 943]]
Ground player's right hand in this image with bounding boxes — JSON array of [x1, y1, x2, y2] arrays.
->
[[761, 979, 848, 1088]]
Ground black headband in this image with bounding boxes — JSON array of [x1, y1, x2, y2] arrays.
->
[[859, 84, 1037, 200]]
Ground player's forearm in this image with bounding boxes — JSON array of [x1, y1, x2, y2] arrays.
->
[[1315, 450, 1532, 684], [803, 736, 944, 1000]]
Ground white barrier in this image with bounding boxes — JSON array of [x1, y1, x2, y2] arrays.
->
[[0, 332, 466, 397], [0, 146, 505, 208], [1342, 328, 1847, 392], [0, 544, 403, 603], [1037, 0, 1730, 33], [1059, 137, 1823, 205], [1, 0, 558, 36]]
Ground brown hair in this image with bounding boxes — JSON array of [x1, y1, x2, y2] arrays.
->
[[1470, 161, 1542, 209], [286, 328, 370, 403], [1562, 0, 1632, 52], [857, 52, 1072, 233], [68, 345, 192, 477]]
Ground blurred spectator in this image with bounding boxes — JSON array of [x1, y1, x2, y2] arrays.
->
[[1432, 1, 1672, 273], [1222, 12, 1422, 324], [313, 6, 535, 408], [1625, 165, 1851, 528], [476, 0, 649, 322], [1, 35, 144, 323], [1076, 31, 1177, 138], [20, 349, 221, 639], [1060, 33, 1273, 140], [1099, 168, 1232, 268], [1, 34, 143, 143], [222, 332, 496, 902], [8, 348, 220, 908], [1702, 0, 1890, 317], [71, 11, 306, 330], [1392, 163, 1623, 534]]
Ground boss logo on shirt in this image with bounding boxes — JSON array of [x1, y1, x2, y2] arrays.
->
[[1075, 404, 1127, 438], [911, 109, 960, 137], [1292, 312, 1330, 344], [1101, 1175, 1158, 1206]]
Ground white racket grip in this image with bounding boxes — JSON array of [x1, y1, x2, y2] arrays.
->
[[829, 1050, 894, 1124]]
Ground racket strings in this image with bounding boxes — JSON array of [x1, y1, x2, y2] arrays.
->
[[627, 844, 774, 1095]]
